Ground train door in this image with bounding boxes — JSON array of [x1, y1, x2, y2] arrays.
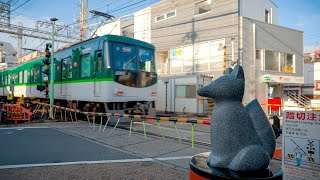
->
[[94, 51, 102, 97]]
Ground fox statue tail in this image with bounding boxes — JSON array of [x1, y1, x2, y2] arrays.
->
[[245, 99, 276, 158]]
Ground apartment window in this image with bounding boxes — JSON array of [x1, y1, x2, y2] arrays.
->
[[166, 10, 176, 19], [195, 0, 212, 15], [265, 50, 279, 71], [256, 50, 261, 60], [265, 10, 270, 23], [155, 14, 165, 22], [155, 10, 176, 22], [176, 85, 197, 98], [280, 53, 294, 73], [265, 50, 295, 73]]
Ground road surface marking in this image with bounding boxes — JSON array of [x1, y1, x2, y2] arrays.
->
[[0, 156, 193, 169], [0, 127, 49, 130]]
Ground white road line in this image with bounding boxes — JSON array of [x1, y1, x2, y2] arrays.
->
[[0, 156, 193, 169], [155, 156, 193, 161], [0, 127, 49, 130]]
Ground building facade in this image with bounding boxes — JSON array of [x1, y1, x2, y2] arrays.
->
[[0, 41, 18, 69]]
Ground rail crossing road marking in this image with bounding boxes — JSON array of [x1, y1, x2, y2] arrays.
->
[[0, 156, 193, 169]]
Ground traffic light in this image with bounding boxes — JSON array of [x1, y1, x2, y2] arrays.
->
[[42, 43, 52, 76], [41, 43, 52, 98]]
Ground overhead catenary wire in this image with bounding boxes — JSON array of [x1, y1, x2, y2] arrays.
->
[[11, 0, 31, 12]]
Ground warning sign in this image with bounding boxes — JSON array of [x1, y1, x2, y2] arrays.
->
[[283, 111, 320, 180]]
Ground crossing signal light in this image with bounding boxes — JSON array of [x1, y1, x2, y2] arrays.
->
[[42, 43, 52, 76]]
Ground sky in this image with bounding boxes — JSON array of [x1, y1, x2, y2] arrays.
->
[[0, 0, 319, 54], [275, 0, 320, 52]]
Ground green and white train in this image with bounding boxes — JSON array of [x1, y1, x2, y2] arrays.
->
[[0, 35, 157, 114]]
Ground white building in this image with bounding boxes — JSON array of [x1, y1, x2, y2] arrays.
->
[[0, 41, 18, 69]]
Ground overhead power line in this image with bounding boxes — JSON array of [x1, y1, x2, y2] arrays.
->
[[11, 0, 31, 12], [0, 22, 79, 43]]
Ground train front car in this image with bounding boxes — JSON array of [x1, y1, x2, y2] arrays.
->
[[103, 35, 157, 115]]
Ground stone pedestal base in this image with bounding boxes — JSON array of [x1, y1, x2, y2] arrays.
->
[[190, 152, 283, 180]]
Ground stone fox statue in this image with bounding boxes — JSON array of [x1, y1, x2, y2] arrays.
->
[[197, 65, 276, 172]]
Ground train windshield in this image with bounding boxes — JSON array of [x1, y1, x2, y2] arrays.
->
[[138, 48, 155, 72], [111, 41, 156, 88], [111, 42, 155, 72], [112, 43, 137, 71]]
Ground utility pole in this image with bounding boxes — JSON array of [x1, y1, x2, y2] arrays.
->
[[49, 18, 58, 119], [0, 2, 10, 24], [17, 22, 23, 60], [80, 0, 88, 41]]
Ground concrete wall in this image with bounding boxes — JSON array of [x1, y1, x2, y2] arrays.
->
[[240, 0, 278, 24], [241, 17, 303, 112], [304, 63, 314, 84], [134, 7, 151, 43]]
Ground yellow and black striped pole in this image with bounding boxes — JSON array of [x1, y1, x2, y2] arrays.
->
[[223, 46, 227, 74]]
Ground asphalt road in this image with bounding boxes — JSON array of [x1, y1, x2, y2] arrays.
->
[[0, 127, 138, 166]]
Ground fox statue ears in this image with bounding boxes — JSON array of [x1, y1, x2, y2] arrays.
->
[[224, 65, 244, 79]]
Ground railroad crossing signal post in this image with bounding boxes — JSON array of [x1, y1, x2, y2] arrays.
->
[[49, 18, 58, 120], [223, 46, 227, 74]]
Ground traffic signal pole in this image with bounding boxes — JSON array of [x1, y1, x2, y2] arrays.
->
[[49, 18, 58, 120]]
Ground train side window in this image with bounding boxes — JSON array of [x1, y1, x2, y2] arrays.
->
[[31, 68, 37, 82], [30, 68, 33, 82], [62, 59, 68, 79], [23, 70, 28, 83], [80, 54, 91, 78], [40, 66, 44, 82], [96, 51, 102, 73], [19, 71, 23, 84], [68, 58, 72, 78], [33, 68, 38, 82]]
